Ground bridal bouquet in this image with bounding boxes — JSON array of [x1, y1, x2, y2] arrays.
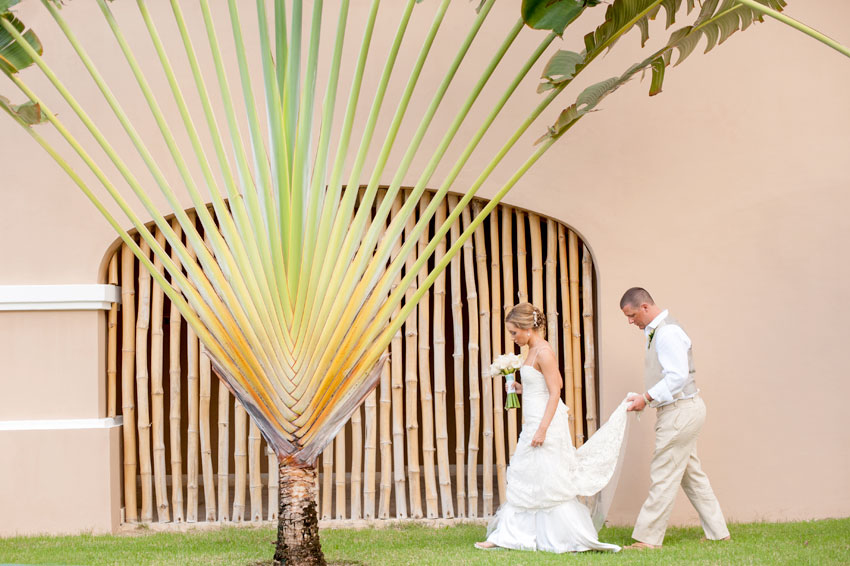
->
[[489, 353, 523, 410]]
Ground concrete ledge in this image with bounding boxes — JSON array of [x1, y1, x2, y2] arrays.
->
[[117, 516, 490, 533], [0, 417, 123, 431], [0, 284, 120, 311]]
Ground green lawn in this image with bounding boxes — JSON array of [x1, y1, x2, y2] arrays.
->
[[1, 518, 848, 565]]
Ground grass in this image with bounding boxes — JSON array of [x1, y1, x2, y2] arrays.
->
[[0, 518, 848, 565]]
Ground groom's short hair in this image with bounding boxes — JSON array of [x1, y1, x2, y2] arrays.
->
[[620, 287, 655, 309]]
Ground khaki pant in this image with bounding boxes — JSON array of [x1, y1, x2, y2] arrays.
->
[[632, 396, 730, 546]]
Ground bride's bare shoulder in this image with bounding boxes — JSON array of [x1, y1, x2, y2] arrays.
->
[[534, 343, 557, 367]]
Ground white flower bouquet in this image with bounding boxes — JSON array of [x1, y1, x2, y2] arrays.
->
[[489, 353, 523, 410]]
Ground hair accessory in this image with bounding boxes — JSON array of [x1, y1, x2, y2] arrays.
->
[[532, 310, 539, 327]]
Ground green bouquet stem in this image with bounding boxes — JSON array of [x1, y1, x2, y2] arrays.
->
[[504, 372, 520, 410]]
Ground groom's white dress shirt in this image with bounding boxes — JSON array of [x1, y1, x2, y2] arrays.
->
[[644, 310, 697, 407]]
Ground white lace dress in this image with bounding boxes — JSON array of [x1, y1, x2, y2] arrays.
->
[[484, 365, 629, 553]]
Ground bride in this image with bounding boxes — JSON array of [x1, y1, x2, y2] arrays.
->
[[475, 303, 630, 553]]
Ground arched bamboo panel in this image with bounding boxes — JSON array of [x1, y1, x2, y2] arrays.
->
[[106, 191, 599, 523]]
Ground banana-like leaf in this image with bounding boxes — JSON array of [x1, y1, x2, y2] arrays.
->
[[0, 95, 43, 124], [584, 0, 686, 55], [666, 0, 786, 67], [539, 0, 789, 142], [0, 12, 41, 73], [647, 0, 787, 94], [536, 0, 689, 95], [537, 71, 637, 143], [538, 49, 584, 92], [522, 0, 602, 36], [0, 0, 22, 12]]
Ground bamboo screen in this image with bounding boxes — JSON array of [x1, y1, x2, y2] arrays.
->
[[105, 191, 598, 524]]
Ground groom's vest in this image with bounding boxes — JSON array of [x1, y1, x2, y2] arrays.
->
[[644, 315, 697, 406]]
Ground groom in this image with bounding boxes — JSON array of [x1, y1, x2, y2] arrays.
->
[[621, 287, 730, 549]]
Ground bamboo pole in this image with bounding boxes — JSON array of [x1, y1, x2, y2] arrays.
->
[[186, 226, 200, 523], [268, 442, 279, 521], [363, 388, 377, 519], [249, 421, 262, 522], [472, 202, 493, 517], [107, 254, 118, 418], [121, 242, 138, 523], [417, 194, 438, 519], [378, 354, 392, 519], [357, 210, 376, 526], [432, 198, 453, 518], [582, 244, 598, 439], [501, 206, 517, 458], [489, 209, 506, 505], [198, 229, 215, 522], [516, 211, 529, 306], [199, 341, 216, 521], [558, 225, 576, 440], [150, 228, 169, 522], [390, 194, 407, 519], [568, 230, 584, 447], [545, 220, 559, 361], [350, 403, 363, 520], [461, 205, 480, 519], [233, 400, 247, 521], [169, 218, 184, 522], [448, 195, 466, 517], [403, 192, 423, 519], [136, 239, 153, 523], [217, 371, 230, 522], [359, 188, 385, 521], [529, 213, 544, 310], [376, 201, 393, 520], [334, 422, 346, 519], [320, 443, 333, 520], [516, 211, 530, 453]]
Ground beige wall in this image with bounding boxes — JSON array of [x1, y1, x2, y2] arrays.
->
[[0, 427, 122, 536], [0, 311, 105, 420], [1, 0, 848, 534]]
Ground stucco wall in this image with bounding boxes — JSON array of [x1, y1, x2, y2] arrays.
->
[[1, 0, 848, 534]]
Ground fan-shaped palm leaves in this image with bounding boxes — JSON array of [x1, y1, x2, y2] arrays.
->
[[2, 0, 846, 563]]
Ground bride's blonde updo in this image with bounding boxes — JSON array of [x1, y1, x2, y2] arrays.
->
[[505, 303, 547, 337]]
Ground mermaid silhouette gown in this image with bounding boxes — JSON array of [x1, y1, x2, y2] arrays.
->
[[484, 364, 629, 553]]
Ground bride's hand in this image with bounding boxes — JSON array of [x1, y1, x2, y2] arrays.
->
[[531, 428, 546, 447], [506, 382, 522, 394]]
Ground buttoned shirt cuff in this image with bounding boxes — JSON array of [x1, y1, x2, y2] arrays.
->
[[648, 382, 673, 406]]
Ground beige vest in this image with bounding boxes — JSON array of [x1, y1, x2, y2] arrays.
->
[[645, 315, 697, 405]]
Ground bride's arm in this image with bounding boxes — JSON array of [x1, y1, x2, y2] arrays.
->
[[531, 347, 562, 447]]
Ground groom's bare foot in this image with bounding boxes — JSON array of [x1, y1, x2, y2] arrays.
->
[[624, 541, 661, 550], [700, 535, 731, 542], [474, 541, 501, 550]]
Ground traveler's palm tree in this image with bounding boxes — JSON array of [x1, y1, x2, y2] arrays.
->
[[1, 0, 844, 563]]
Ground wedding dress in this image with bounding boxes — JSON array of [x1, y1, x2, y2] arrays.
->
[[484, 364, 630, 553]]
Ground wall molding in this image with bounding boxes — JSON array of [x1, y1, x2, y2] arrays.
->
[[0, 416, 123, 431], [0, 284, 121, 311]]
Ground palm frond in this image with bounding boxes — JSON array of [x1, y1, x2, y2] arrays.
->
[[3, 0, 843, 469], [2, 0, 573, 466]]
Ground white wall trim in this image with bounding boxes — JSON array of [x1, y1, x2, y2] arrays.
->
[[0, 284, 121, 311], [0, 416, 123, 431]]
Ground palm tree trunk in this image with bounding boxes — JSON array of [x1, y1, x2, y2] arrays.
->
[[274, 461, 325, 566]]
